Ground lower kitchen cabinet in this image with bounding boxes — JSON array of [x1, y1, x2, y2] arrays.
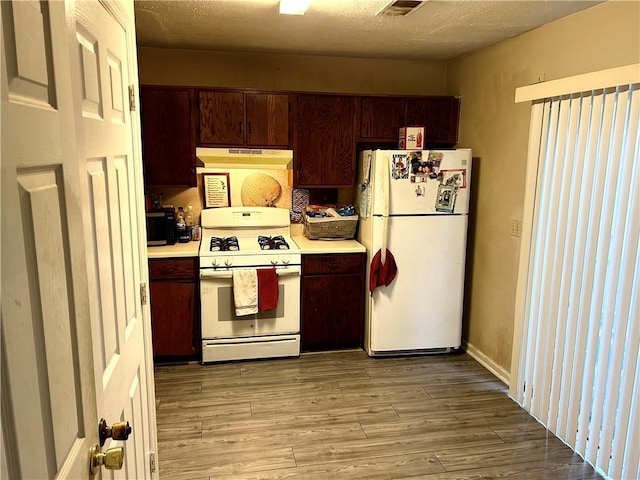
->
[[301, 253, 365, 351], [149, 257, 199, 359]]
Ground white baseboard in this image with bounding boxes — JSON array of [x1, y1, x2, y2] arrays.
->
[[462, 340, 511, 387]]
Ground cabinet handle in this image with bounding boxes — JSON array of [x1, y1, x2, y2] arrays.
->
[[327, 263, 339, 269], [248, 122, 252, 135], [160, 267, 175, 274], [239, 121, 243, 135]]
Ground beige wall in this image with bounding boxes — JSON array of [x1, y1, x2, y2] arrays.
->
[[137, 1, 640, 376], [137, 47, 447, 95], [138, 48, 449, 223], [446, 0, 640, 374]]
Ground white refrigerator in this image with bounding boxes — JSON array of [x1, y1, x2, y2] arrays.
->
[[356, 149, 472, 355]]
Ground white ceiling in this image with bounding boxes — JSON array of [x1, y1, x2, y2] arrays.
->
[[134, 0, 604, 61]]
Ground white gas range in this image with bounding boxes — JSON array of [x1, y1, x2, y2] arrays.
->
[[199, 207, 301, 363]]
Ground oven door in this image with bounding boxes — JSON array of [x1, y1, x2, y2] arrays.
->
[[200, 266, 300, 339]]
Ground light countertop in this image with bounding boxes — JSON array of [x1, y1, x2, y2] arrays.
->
[[292, 236, 366, 255], [146, 234, 366, 258], [147, 241, 200, 259]]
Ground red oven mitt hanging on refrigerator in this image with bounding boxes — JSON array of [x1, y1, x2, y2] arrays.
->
[[369, 248, 398, 293]]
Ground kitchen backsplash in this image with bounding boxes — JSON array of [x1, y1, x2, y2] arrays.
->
[[198, 168, 293, 210], [147, 172, 355, 226], [147, 186, 203, 221]]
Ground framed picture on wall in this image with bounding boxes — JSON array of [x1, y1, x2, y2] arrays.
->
[[203, 173, 231, 208]]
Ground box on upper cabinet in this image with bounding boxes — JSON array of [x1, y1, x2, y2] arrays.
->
[[399, 126, 425, 150]]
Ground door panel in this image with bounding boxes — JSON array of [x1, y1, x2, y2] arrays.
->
[[75, 1, 153, 478], [2, 168, 85, 478], [406, 97, 461, 145], [1, 1, 94, 478], [2, 1, 154, 478], [359, 96, 406, 140], [295, 94, 356, 187], [246, 92, 289, 146], [199, 90, 244, 144], [369, 215, 467, 352], [4, 0, 56, 103], [140, 87, 195, 186], [150, 282, 195, 356], [201, 275, 299, 338]]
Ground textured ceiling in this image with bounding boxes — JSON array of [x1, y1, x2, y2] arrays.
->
[[134, 0, 604, 61]]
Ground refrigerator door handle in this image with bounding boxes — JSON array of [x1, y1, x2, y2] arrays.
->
[[381, 155, 391, 264], [382, 154, 391, 217]]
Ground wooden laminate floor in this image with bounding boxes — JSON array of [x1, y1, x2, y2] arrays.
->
[[154, 350, 601, 480]]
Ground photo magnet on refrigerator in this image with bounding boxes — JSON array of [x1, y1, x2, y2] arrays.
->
[[440, 169, 467, 189], [391, 154, 409, 180], [427, 152, 443, 179], [435, 185, 458, 212]]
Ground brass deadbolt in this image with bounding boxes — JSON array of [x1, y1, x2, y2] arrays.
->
[[99, 418, 132, 446]]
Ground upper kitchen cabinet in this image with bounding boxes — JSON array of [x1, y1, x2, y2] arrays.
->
[[198, 90, 243, 145], [357, 95, 461, 147], [198, 90, 290, 147], [140, 86, 197, 187], [406, 96, 461, 146], [294, 94, 356, 187], [358, 96, 407, 141], [245, 93, 290, 146]]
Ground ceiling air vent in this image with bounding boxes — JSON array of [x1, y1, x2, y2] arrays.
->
[[378, 1, 425, 17]]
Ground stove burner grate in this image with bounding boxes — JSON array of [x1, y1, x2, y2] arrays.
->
[[210, 236, 239, 252], [258, 235, 290, 250]]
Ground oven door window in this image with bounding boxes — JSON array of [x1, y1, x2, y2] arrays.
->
[[200, 270, 300, 338], [217, 285, 285, 321]]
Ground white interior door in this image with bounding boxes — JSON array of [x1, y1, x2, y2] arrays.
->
[[1, 1, 155, 478], [72, 1, 155, 479]]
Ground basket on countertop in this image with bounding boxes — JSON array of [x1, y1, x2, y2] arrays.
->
[[303, 206, 358, 240]]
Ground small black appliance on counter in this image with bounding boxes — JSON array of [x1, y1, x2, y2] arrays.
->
[[146, 207, 177, 246]]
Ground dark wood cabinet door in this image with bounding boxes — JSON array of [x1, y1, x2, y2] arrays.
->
[[246, 93, 289, 146], [295, 94, 356, 187], [199, 91, 244, 145], [406, 97, 461, 146], [302, 273, 364, 351], [359, 96, 407, 140], [301, 253, 365, 351], [150, 281, 196, 357], [140, 87, 195, 187]]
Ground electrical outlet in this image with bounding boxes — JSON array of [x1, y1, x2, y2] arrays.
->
[[510, 218, 522, 238]]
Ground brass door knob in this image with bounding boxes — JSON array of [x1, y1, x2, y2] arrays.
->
[[89, 444, 124, 476], [99, 418, 132, 446]]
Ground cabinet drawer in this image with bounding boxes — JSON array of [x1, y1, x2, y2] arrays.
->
[[303, 254, 363, 275], [149, 258, 196, 280]]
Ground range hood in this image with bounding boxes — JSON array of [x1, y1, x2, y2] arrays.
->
[[196, 147, 293, 170]]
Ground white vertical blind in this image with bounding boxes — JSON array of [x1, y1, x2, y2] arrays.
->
[[513, 76, 640, 480]]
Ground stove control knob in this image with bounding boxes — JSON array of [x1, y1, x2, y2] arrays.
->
[[270, 259, 278, 266], [282, 256, 290, 265], [211, 258, 219, 268], [224, 258, 232, 267]]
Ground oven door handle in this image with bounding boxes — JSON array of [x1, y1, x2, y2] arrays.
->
[[200, 266, 301, 279]]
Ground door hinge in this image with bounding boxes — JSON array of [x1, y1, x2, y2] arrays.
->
[[129, 85, 136, 111], [149, 451, 156, 473], [140, 283, 148, 306]]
